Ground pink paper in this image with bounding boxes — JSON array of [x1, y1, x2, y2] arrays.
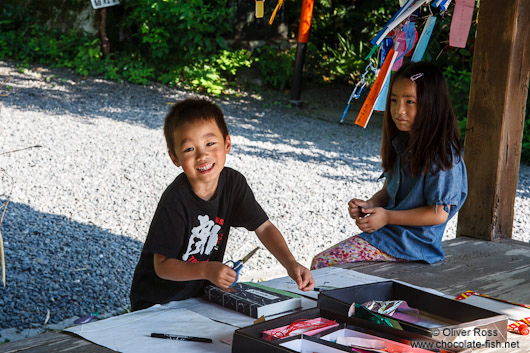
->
[[391, 30, 407, 71], [449, 0, 476, 48], [262, 317, 339, 340]]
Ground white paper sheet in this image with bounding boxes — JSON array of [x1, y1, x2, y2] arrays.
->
[[261, 267, 388, 300], [67, 306, 235, 353], [65, 268, 452, 353], [161, 297, 256, 328]]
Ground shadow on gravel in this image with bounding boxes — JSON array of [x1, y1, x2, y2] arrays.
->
[[0, 63, 382, 182], [0, 200, 143, 329], [0, 66, 176, 130]]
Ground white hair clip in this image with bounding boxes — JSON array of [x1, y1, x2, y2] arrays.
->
[[410, 73, 424, 81]]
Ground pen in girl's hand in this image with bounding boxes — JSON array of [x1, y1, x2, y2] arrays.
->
[[150, 332, 213, 343], [358, 206, 367, 218]]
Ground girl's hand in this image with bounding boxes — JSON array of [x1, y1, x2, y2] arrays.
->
[[204, 262, 237, 289], [348, 199, 370, 220], [355, 207, 388, 233]]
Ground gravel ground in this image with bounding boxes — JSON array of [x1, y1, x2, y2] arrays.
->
[[1, 61, 529, 340]]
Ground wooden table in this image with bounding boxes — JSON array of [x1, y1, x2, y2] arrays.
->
[[1, 237, 529, 352]]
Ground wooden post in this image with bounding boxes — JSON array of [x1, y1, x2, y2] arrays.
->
[[456, 0, 530, 240], [99, 8, 110, 59]]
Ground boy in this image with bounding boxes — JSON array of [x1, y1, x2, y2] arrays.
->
[[130, 97, 314, 311]]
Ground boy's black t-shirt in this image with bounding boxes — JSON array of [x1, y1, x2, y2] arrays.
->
[[130, 167, 268, 311]]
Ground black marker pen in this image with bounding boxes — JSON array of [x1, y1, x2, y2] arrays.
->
[[150, 332, 212, 343]]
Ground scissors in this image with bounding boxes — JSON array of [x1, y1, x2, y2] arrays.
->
[[225, 246, 260, 287]]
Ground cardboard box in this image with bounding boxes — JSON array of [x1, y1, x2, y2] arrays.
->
[[233, 308, 325, 353], [317, 281, 508, 346], [232, 308, 452, 353]]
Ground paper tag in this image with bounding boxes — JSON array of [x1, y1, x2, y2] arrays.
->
[[412, 16, 437, 62], [449, 0, 475, 48], [255, 0, 264, 18]]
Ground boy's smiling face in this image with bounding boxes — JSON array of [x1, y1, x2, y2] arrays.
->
[[169, 119, 231, 200]]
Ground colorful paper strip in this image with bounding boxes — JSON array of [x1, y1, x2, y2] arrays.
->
[[449, 0, 476, 48], [412, 15, 437, 62], [355, 48, 398, 128]]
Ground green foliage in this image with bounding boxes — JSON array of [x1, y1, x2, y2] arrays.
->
[[0, 1, 252, 93], [120, 59, 154, 85], [443, 65, 472, 140], [306, 0, 397, 84], [181, 49, 253, 94], [255, 46, 295, 90], [121, 0, 232, 65], [1, 0, 529, 164], [215, 49, 253, 77]]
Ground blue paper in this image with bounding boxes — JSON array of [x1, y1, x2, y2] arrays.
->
[[412, 16, 437, 62], [374, 73, 391, 112]]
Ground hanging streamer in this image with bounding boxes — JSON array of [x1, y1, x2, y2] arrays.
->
[[380, 38, 394, 67], [372, 0, 415, 46], [392, 21, 416, 71], [269, 0, 284, 25], [373, 74, 391, 112], [432, 0, 452, 12], [391, 29, 407, 71], [372, 0, 429, 46], [411, 15, 437, 61], [364, 43, 382, 61], [339, 62, 378, 123], [449, 0, 476, 48], [355, 48, 399, 128], [402, 20, 417, 54], [374, 21, 414, 112], [373, 38, 394, 112]]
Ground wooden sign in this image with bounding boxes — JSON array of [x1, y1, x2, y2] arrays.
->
[[91, 0, 120, 10]]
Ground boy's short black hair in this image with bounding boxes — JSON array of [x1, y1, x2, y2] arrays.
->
[[164, 97, 229, 154]]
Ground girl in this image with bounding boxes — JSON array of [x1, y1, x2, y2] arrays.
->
[[311, 61, 468, 269]]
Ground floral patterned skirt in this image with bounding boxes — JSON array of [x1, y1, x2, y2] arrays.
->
[[310, 235, 407, 270]]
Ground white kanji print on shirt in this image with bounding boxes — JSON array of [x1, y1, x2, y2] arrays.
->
[[182, 215, 221, 261]]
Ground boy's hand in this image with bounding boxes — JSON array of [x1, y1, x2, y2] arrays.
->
[[348, 199, 370, 219], [205, 262, 238, 289], [287, 262, 315, 291], [355, 207, 388, 233]]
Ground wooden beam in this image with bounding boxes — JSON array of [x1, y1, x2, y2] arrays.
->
[[457, 0, 530, 240]]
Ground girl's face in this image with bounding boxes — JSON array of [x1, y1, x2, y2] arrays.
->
[[390, 78, 417, 132]]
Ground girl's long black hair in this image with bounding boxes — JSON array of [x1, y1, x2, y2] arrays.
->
[[381, 61, 462, 176]]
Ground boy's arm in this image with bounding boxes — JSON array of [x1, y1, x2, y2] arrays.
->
[[254, 220, 315, 291], [153, 254, 237, 289]]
